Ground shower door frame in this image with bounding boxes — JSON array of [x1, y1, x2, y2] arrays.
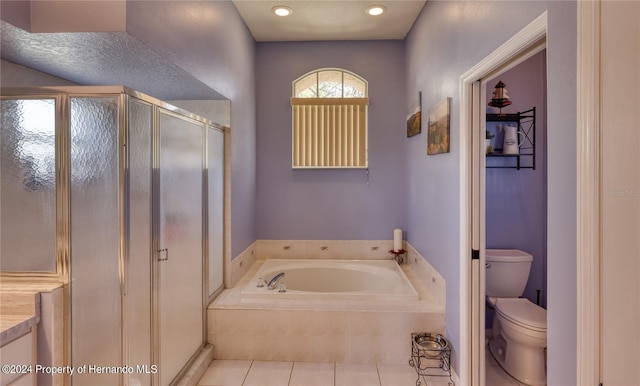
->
[[152, 104, 208, 386]]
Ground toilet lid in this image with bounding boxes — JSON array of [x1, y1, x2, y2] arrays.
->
[[495, 298, 547, 331]]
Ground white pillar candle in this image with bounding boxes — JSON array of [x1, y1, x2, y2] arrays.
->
[[393, 228, 403, 252]]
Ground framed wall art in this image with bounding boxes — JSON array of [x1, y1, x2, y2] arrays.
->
[[406, 92, 422, 137], [427, 97, 451, 155]]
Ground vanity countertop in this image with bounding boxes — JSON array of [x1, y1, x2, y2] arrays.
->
[[0, 290, 41, 346]]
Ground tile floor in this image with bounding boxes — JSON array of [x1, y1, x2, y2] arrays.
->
[[196, 354, 528, 386], [485, 345, 530, 386], [196, 360, 454, 386]]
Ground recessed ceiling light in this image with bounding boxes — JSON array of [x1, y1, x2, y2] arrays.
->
[[272, 5, 292, 17], [366, 4, 386, 16]]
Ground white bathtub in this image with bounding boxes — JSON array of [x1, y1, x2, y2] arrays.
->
[[241, 259, 419, 301]]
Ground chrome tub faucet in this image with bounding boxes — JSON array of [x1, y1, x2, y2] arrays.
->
[[267, 272, 285, 290]]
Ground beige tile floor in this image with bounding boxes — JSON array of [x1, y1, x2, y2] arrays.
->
[[197, 360, 454, 386], [197, 355, 529, 386], [485, 346, 530, 386]]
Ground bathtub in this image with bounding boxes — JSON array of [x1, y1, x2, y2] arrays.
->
[[241, 259, 419, 301]]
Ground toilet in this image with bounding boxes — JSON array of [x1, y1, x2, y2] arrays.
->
[[486, 249, 547, 386]]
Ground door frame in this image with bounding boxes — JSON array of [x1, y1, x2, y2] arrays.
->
[[458, 12, 548, 385], [576, 1, 601, 385]]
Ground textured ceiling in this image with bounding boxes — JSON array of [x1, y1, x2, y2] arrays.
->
[[0, 21, 226, 101], [1, 1, 427, 99], [232, 0, 426, 42]]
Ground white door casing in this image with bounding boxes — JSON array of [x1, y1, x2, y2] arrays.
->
[[459, 13, 548, 385]]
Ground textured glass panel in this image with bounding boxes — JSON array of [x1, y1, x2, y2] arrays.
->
[[343, 72, 366, 98], [294, 70, 366, 98], [128, 98, 152, 386], [159, 110, 203, 386], [70, 97, 121, 385], [208, 127, 224, 295], [318, 70, 343, 97], [294, 73, 317, 98], [0, 98, 57, 272]]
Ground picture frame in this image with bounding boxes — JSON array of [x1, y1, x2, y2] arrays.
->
[[406, 92, 422, 137], [427, 97, 451, 155]]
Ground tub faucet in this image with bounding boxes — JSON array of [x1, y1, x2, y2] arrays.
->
[[267, 272, 285, 290]]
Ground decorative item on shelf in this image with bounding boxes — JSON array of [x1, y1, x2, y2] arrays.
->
[[488, 80, 512, 116], [390, 228, 406, 264], [502, 124, 524, 155], [485, 130, 495, 154]]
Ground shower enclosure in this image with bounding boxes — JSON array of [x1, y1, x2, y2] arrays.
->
[[1, 86, 226, 386]]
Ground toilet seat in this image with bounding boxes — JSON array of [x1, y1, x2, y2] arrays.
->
[[495, 298, 547, 332]]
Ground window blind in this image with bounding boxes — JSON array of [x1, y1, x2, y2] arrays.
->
[[291, 97, 368, 168]]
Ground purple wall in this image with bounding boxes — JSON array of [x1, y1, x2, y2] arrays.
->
[[405, 2, 576, 384], [126, 2, 257, 257], [255, 41, 406, 240], [485, 50, 548, 319]]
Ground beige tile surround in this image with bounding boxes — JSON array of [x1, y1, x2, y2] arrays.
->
[[212, 241, 446, 365], [228, 243, 258, 288], [256, 240, 396, 261]]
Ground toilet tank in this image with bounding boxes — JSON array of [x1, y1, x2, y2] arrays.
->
[[485, 249, 533, 298]]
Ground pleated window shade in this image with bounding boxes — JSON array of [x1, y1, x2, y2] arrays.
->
[[291, 98, 368, 168]]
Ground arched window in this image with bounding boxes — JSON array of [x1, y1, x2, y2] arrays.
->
[[291, 68, 368, 168]]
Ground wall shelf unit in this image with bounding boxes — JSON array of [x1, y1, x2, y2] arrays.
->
[[486, 107, 536, 170]]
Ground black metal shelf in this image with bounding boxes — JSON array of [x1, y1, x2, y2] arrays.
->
[[486, 107, 536, 170]]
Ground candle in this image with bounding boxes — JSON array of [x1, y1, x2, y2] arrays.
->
[[393, 228, 403, 252]]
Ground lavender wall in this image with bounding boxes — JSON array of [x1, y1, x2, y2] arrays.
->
[[485, 50, 548, 323], [126, 2, 257, 257], [1, 59, 78, 86], [405, 2, 576, 384], [255, 41, 406, 240]]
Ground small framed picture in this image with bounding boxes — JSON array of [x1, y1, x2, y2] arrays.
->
[[406, 92, 422, 137], [427, 97, 451, 155]]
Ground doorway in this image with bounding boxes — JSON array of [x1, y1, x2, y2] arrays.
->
[[483, 49, 547, 385], [458, 13, 547, 386]]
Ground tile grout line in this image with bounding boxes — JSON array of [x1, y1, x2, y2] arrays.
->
[[241, 360, 254, 386], [333, 362, 336, 386], [287, 361, 294, 386]]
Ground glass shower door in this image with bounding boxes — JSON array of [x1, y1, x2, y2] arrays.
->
[[158, 109, 204, 386]]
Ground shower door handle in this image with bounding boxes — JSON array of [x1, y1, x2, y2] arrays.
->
[[158, 248, 169, 262]]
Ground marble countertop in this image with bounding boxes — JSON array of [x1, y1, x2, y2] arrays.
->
[[0, 291, 41, 346], [0, 280, 63, 293]]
